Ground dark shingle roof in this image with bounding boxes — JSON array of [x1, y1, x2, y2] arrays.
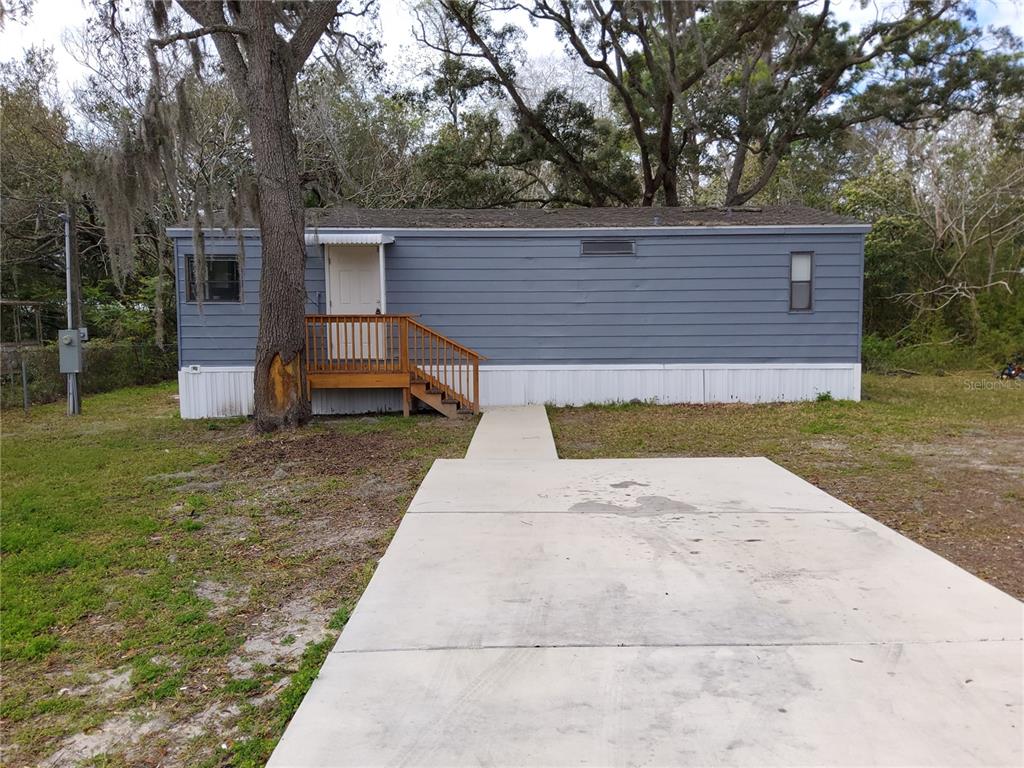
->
[[303, 205, 865, 230]]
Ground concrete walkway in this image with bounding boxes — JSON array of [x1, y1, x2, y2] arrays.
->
[[269, 408, 1023, 767], [465, 405, 558, 459]]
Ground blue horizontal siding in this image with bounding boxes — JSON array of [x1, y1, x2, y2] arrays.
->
[[175, 235, 326, 366], [173, 227, 864, 367]]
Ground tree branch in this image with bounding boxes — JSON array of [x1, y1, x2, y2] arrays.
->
[[177, 0, 250, 103], [149, 22, 244, 49], [288, 1, 342, 78]]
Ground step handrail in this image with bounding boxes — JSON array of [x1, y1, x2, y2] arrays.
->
[[405, 319, 484, 413], [406, 317, 487, 361]]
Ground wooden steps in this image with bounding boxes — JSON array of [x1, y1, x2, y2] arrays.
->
[[409, 382, 461, 418]]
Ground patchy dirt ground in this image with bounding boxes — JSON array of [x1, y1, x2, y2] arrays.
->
[[2, 386, 476, 768], [800, 428, 1023, 597], [550, 373, 1024, 599]]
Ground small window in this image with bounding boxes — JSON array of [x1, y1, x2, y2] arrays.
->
[[790, 252, 813, 311], [581, 239, 634, 256], [186, 254, 241, 302]]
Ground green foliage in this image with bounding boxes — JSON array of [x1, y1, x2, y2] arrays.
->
[[1, 47, 177, 349], [411, 85, 642, 208], [80, 284, 158, 341], [0, 48, 80, 333], [414, 112, 526, 207], [430, 0, 1023, 206], [0, 340, 178, 409], [975, 291, 1024, 359], [422, 52, 501, 129], [862, 290, 1024, 374], [862, 334, 995, 374], [837, 150, 936, 337], [516, 89, 640, 204]]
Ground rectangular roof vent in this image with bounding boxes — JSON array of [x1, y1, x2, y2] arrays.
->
[[581, 239, 635, 256]]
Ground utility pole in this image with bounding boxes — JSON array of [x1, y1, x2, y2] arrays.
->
[[58, 211, 81, 415], [67, 204, 83, 329]]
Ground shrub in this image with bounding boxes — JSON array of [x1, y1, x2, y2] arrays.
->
[[0, 340, 178, 409], [861, 333, 999, 374]]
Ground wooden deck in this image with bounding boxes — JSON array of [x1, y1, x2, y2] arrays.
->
[[305, 314, 483, 417]]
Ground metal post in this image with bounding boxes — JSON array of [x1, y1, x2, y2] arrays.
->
[[378, 241, 387, 313], [20, 352, 29, 415], [64, 215, 72, 329], [58, 212, 81, 415], [12, 308, 29, 414]]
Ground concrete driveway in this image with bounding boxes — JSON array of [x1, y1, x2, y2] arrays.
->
[[269, 408, 1023, 767]]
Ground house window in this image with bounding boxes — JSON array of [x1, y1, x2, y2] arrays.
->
[[581, 239, 634, 256], [790, 252, 813, 311], [186, 254, 241, 302]]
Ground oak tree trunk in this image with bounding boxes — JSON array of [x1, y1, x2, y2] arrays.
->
[[246, 21, 311, 431]]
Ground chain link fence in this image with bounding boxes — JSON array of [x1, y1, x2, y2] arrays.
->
[[0, 340, 178, 410]]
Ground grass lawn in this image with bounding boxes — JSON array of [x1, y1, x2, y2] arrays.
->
[[0, 383, 476, 767], [549, 372, 1024, 598]]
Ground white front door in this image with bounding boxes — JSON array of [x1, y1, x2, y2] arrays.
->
[[326, 245, 385, 360], [326, 245, 381, 315]]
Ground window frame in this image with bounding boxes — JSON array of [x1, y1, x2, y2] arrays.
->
[[580, 239, 635, 256], [789, 251, 814, 312], [184, 253, 242, 304]]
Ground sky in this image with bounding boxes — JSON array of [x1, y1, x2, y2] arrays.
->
[[1, 0, 1023, 99]]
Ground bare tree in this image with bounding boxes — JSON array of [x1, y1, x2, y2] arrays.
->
[[896, 116, 1024, 326], [296, 64, 429, 207], [844, 115, 1024, 341]]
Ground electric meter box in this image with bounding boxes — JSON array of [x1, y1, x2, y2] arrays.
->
[[58, 328, 83, 373]]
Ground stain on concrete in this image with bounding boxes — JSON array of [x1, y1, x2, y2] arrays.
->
[[569, 496, 697, 515]]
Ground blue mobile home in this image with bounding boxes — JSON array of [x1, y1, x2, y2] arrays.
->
[[167, 206, 868, 419]]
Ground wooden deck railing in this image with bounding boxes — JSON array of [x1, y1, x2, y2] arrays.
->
[[304, 314, 482, 412], [305, 314, 407, 374]]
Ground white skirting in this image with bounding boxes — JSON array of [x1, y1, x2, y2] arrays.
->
[[177, 366, 399, 419], [177, 363, 862, 419], [178, 366, 255, 419], [478, 363, 861, 407]]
